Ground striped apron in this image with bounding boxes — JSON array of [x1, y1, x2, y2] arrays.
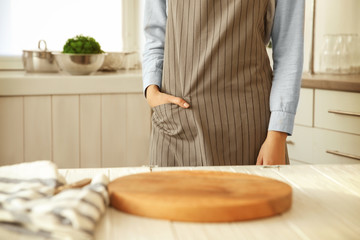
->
[[149, 0, 289, 166]]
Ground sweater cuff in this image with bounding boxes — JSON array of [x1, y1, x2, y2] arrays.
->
[[142, 70, 162, 97], [268, 111, 296, 136]]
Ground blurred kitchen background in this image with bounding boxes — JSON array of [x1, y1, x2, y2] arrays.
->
[[0, 0, 359, 168]]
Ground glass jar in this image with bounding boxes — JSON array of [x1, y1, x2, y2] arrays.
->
[[320, 34, 359, 74], [352, 35, 360, 74], [320, 35, 338, 73]]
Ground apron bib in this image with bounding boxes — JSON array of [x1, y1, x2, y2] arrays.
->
[[150, 0, 289, 166]]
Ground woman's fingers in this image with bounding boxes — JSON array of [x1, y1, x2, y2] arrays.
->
[[256, 154, 263, 165], [256, 144, 264, 165], [166, 94, 190, 108], [146, 85, 190, 109], [256, 136, 286, 165]]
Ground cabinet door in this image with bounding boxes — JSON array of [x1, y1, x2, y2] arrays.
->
[[290, 159, 310, 165], [312, 128, 360, 164], [314, 90, 360, 135], [52, 95, 80, 168], [101, 93, 151, 167], [288, 125, 360, 164], [24, 96, 52, 162], [295, 88, 313, 127], [101, 94, 127, 167], [80, 95, 101, 168], [0, 97, 23, 165], [287, 125, 314, 163], [125, 94, 151, 166]]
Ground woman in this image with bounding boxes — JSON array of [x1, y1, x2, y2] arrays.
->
[[142, 0, 304, 166]]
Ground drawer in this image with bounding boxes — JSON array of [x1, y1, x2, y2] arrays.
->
[[287, 125, 314, 163], [312, 128, 360, 164], [288, 125, 360, 164], [294, 88, 313, 127], [314, 90, 360, 135], [290, 159, 310, 165]]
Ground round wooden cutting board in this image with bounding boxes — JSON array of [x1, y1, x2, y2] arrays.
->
[[108, 170, 292, 222]]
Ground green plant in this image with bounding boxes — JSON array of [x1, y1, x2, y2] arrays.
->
[[63, 35, 104, 54]]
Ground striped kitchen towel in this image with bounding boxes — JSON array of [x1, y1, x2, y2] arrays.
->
[[0, 161, 109, 240]]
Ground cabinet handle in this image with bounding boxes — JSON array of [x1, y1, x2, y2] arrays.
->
[[328, 109, 360, 117], [286, 140, 295, 145], [326, 150, 360, 161]]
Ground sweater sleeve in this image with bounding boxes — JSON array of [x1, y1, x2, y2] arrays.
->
[[268, 0, 305, 135], [142, 0, 167, 97]]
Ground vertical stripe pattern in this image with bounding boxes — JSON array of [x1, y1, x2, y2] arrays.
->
[[150, 0, 289, 166]]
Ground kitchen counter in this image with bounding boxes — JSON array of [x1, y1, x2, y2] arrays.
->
[[0, 70, 143, 96], [60, 164, 360, 240], [302, 73, 360, 93], [1, 70, 359, 96]]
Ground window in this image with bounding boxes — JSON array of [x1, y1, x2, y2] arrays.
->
[[0, 0, 123, 56], [0, 0, 150, 70]]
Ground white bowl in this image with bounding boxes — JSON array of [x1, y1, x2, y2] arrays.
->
[[100, 52, 126, 71], [100, 51, 140, 71]]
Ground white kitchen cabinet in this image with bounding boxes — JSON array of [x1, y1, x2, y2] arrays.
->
[[24, 96, 52, 162], [289, 88, 360, 164], [294, 88, 314, 127], [289, 125, 360, 164], [80, 95, 102, 168], [0, 97, 24, 166], [314, 89, 360, 135], [312, 127, 360, 164], [0, 93, 151, 168], [0, 71, 151, 168], [125, 94, 152, 166], [289, 159, 310, 165], [101, 94, 128, 168], [52, 95, 80, 168], [287, 125, 314, 163]]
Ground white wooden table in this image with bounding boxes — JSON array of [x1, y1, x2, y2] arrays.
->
[[60, 165, 360, 240]]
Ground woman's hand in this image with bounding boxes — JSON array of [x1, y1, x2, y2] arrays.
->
[[256, 131, 287, 165], [146, 85, 190, 109]]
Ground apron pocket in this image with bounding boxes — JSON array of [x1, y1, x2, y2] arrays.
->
[[152, 103, 197, 139], [151, 103, 172, 113]]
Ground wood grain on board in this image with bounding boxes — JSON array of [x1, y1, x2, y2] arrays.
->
[[109, 170, 292, 222]]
